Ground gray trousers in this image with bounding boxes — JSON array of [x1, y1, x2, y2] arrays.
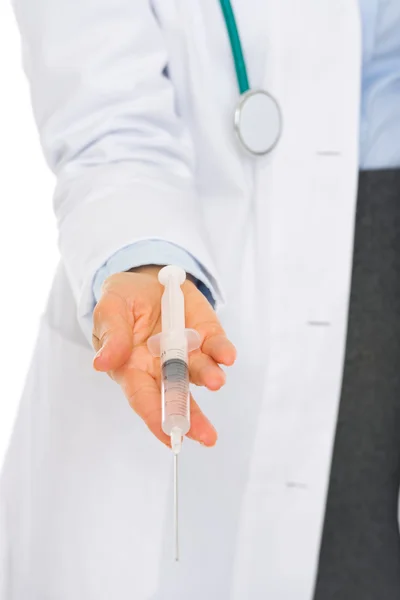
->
[[314, 169, 400, 599]]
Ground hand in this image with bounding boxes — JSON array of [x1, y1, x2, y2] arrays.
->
[[92, 265, 236, 449]]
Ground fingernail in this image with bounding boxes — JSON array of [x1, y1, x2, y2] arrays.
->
[[93, 348, 104, 368], [199, 439, 217, 448], [199, 430, 218, 447], [94, 347, 103, 360]]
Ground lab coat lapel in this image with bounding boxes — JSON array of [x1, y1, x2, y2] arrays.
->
[[232, 2, 362, 598]]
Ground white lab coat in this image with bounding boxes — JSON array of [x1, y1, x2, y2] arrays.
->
[[0, 1, 363, 598]]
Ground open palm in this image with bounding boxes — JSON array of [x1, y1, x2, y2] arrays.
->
[[92, 266, 236, 448]]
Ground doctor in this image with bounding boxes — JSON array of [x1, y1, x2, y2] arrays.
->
[[1, 0, 400, 598]]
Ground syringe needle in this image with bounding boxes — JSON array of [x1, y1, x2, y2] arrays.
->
[[174, 453, 179, 561]]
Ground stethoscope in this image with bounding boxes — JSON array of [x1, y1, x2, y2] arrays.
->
[[219, 0, 282, 156]]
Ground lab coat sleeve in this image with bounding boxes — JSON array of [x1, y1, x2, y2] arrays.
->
[[92, 241, 217, 307], [12, 0, 224, 340]]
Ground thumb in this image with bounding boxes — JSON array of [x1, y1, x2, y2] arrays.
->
[[92, 291, 133, 372]]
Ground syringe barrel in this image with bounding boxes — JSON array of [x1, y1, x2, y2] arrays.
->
[[160, 332, 190, 437]]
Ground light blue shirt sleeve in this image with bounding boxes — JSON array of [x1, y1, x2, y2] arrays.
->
[[92, 240, 216, 307], [359, 0, 400, 169]]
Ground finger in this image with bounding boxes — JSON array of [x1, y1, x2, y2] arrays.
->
[[117, 365, 170, 445], [120, 367, 217, 447], [202, 333, 237, 366], [189, 351, 226, 391], [92, 291, 133, 372], [186, 395, 218, 447], [185, 289, 236, 366]]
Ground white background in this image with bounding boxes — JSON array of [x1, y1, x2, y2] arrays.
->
[[0, 1, 59, 468]]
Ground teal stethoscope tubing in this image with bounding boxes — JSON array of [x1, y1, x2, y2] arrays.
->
[[218, 0, 250, 94]]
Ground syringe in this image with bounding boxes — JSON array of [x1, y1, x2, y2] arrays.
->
[[147, 265, 201, 561]]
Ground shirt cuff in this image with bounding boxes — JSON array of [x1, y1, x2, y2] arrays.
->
[[92, 240, 217, 307]]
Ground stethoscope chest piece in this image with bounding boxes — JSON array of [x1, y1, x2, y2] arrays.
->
[[234, 89, 282, 156]]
